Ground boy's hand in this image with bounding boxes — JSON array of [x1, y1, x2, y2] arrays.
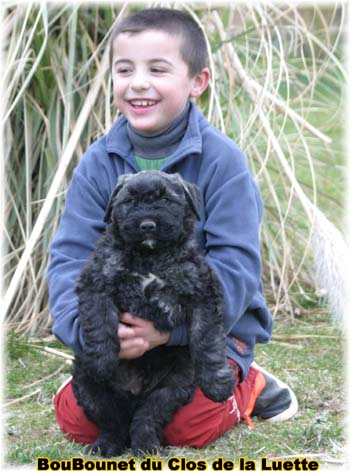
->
[[117, 313, 170, 359]]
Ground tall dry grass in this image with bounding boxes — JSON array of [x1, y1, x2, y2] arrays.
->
[[1, 2, 349, 336]]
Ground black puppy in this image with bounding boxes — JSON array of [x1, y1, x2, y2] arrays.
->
[[72, 171, 235, 457]]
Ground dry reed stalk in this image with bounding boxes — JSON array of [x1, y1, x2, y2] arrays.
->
[[213, 10, 350, 324], [3, 44, 109, 319], [4, 388, 41, 407], [269, 340, 303, 350], [23, 364, 66, 389], [42, 346, 74, 361], [2, 4, 48, 124], [273, 334, 340, 340]]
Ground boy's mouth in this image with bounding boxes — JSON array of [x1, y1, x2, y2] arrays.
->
[[129, 99, 158, 108]]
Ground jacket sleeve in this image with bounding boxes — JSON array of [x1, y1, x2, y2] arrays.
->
[[46, 157, 110, 354], [201, 146, 264, 334], [167, 145, 265, 346]]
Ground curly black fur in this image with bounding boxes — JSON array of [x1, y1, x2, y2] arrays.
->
[[72, 171, 235, 457]]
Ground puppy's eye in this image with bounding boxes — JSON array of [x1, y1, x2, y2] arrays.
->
[[160, 197, 180, 205], [158, 197, 173, 204]]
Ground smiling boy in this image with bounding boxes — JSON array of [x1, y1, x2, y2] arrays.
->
[[112, 29, 209, 135], [48, 8, 298, 450]]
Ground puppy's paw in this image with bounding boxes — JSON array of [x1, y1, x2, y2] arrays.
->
[[131, 443, 162, 458], [86, 435, 124, 458], [199, 365, 236, 403], [131, 432, 162, 458]]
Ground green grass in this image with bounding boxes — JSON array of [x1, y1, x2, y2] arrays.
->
[[4, 310, 346, 468]]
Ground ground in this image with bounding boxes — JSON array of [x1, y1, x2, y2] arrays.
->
[[4, 308, 346, 469]]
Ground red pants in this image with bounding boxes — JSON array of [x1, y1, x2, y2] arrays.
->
[[54, 361, 265, 449]]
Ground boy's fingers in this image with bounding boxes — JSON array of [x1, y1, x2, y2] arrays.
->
[[119, 337, 149, 359], [118, 323, 136, 339], [120, 312, 148, 327], [119, 312, 134, 321], [120, 337, 148, 349]]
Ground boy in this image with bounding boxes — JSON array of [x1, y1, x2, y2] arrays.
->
[[48, 8, 297, 449]]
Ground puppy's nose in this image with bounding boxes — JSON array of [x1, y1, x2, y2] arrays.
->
[[140, 219, 157, 233]]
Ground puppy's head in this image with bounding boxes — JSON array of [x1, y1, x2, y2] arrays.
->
[[104, 171, 201, 250]]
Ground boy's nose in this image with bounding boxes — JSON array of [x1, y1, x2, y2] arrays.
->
[[130, 74, 151, 91]]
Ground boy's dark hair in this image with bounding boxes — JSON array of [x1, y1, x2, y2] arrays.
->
[[109, 8, 208, 76]]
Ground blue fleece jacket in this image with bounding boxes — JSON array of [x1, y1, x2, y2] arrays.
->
[[47, 101, 273, 380]]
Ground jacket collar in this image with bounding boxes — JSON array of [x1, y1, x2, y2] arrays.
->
[[105, 101, 203, 166]]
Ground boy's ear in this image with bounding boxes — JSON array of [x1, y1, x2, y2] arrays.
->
[[190, 67, 211, 98]]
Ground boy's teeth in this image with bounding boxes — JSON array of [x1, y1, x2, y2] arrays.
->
[[131, 100, 156, 107]]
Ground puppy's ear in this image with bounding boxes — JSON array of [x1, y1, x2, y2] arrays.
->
[[183, 182, 201, 220], [104, 174, 133, 224], [173, 174, 201, 220]]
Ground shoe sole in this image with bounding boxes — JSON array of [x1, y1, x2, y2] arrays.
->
[[252, 362, 298, 422]]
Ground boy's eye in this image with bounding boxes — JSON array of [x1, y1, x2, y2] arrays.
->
[[150, 67, 166, 74], [114, 63, 133, 75], [117, 68, 132, 75]]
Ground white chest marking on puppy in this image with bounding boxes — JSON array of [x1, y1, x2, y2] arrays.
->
[[140, 273, 165, 291]]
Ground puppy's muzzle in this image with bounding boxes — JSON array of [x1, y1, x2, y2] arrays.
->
[[139, 219, 157, 233]]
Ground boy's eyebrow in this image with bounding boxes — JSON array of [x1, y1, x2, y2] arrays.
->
[[113, 59, 133, 66], [113, 58, 174, 67], [149, 58, 173, 66]]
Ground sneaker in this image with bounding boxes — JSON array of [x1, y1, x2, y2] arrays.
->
[[251, 362, 298, 423]]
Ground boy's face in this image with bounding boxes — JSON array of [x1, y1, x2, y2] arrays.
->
[[111, 30, 209, 135]]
